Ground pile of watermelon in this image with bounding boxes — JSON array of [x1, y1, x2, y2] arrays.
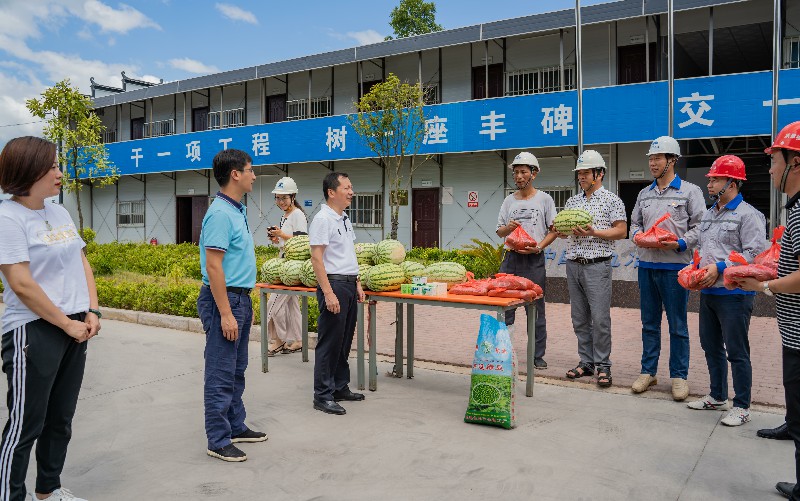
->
[[450, 272, 543, 301], [259, 234, 317, 287]]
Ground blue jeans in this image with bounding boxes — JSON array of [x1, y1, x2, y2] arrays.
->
[[638, 267, 690, 379], [197, 285, 252, 450], [698, 293, 755, 409]]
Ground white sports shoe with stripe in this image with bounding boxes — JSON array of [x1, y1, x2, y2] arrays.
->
[[28, 487, 87, 500], [721, 407, 751, 427], [686, 395, 731, 411]]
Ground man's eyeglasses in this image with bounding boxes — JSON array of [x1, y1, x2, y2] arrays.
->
[[238, 168, 255, 174]]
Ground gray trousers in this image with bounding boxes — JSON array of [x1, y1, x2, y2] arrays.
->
[[500, 250, 547, 359], [566, 259, 613, 370]]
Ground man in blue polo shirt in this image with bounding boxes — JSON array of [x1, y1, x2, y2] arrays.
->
[[198, 149, 266, 462]]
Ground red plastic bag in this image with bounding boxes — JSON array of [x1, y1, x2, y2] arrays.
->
[[633, 213, 679, 248], [723, 251, 777, 288], [753, 225, 785, 270], [450, 279, 492, 296], [488, 285, 543, 301], [678, 249, 708, 291], [505, 225, 537, 251], [489, 273, 535, 290]]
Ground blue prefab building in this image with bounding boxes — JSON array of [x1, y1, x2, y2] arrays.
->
[[82, 0, 799, 251]]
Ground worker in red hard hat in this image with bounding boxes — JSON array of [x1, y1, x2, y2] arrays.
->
[[732, 121, 800, 500], [686, 155, 767, 430]]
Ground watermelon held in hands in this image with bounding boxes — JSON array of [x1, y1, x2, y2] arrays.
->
[[553, 209, 593, 233], [284, 235, 311, 261], [260, 257, 285, 284], [374, 239, 406, 265]]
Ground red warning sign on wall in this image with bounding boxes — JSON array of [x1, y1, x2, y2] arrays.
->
[[467, 191, 479, 208]]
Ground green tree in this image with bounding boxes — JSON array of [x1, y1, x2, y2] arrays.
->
[[385, 0, 443, 40], [349, 73, 428, 240], [26, 79, 118, 232]]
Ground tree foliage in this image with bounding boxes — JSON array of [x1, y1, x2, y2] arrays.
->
[[26, 79, 118, 231], [348, 73, 429, 240], [385, 0, 443, 40]]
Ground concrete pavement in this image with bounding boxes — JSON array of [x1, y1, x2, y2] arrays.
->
[[0, 318, 794, 501]]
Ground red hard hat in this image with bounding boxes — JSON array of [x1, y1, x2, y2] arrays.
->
[[706, 155, 746, 181], [766, 121, 800, 154]]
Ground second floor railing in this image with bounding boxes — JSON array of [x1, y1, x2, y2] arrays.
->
[[786, 36, 800, 69], [102, 130, 117, 144], [143, 119, 175, 138], [286, 96, 331, 121], [506, 64, 576, 96], [208, 108, 246, 129]]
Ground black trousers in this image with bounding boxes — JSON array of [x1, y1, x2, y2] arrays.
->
[[1, 314, 87, 501], [499, 250, 547, 358], [314, 281, 358, 401], [784, 346, 800, 500]]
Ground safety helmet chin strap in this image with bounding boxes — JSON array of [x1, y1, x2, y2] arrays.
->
[[710, 178, 736, 206], [583, 169, 604, 192], [515, 166, 536, 190], [656, 156, 674, 180], [780, 150, 798, 194]]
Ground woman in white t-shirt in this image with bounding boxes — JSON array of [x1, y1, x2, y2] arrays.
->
[[0, 136, 100, 501], [266, 177, 308, 356]]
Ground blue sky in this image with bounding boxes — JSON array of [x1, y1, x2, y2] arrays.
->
[[0, 0, 611, 146]]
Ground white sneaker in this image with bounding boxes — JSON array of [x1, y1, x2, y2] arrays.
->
[[29, 488, 87, 501], [721, 407, 751, 427], [686, 395, 730, 411]]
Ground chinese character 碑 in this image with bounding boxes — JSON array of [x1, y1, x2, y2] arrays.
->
[[423, 116, 448, 144], [326, 126, 347, 152], [185, 141, 201, 162], [678, 92, 714, 128], [251, 133, 270, 156], [541, 104, 574, 136], [478, 111, 507, 141]]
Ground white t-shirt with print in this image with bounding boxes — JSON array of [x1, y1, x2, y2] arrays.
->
[[277, 208, 308, 255], [0, 200, 89, 333], [497, 190, 557, 248]]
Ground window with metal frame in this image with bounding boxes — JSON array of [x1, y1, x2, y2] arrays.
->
[[505, 65, 576, 96], [505, 186, 574, 211], [786, 36, 800, 69], [117, 200, 145, 227], [347, 193, 383, 227]]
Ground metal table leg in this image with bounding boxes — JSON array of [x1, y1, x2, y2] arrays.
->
[[526, 301, 536, 397], [394, 303, 403, 378], [301, 296, 309, 363], [407, 303, 414, 379], [357, 301, 365, 391], [260, 289, 268, 373], [369, 301, 377, 391]]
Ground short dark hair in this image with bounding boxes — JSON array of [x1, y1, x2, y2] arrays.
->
[[212, 149, 252, 187], [0, 136, 57, 196], [322, 172, 349, 200]]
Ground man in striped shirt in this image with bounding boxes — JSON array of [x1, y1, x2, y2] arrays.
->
[[734, 121, 800, 500]]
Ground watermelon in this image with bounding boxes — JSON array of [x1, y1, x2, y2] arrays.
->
[[423, 262, 468, 288], [358, 263, 372, 284], [553, 209, 593, 233], [279, 259, 304, 286], [284, 234, 311, 261], [400, 260, 425, 281], [374, 239, 406, 265], [355, 242, 375, 265], [300, 259, 317, 288], [364, 263, 405, 292], [260, 257, 285, 284]]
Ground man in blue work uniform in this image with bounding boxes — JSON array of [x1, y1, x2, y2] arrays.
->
[[198, 149, 267, 462]]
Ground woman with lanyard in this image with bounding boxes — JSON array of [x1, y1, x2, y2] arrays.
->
[[0, 136, 100, 501], [266, 177, 308, 356]]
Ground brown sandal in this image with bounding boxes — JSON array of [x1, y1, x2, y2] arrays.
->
[[267, 342, 285, 357], [596, 368, 612, 388], [566, 364, 594, 379]]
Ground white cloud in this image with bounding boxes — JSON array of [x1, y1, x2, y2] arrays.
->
[[169, 58, 219, 74], [215, 3, 258, 25], [79, 1, 161, 34], [140, 74, 164, 84], [347, 30, 385, 45], [0, 70, 45, 148]]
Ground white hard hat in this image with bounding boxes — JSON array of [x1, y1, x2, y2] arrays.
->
[[508, 152, 540, 171], [573, 149, 606, 171], [646, 136, 681, 157], [272, 177, 298, 194]]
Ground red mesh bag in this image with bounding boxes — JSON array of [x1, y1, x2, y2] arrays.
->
[[489, 273, 535, 290], [753, 226, 784, 270], [633, 213, 679, 248], [678, 249, 708, 291], [723, 251, 777, 288], [450, 279, 492, 296], [488, 285, 543, 301], [505, 225, 537, 251]]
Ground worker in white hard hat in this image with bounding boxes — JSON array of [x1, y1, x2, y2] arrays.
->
[[496, 151, 557, 369], [629, 136, 706, 401], [559, 149, 627, 388], [266, 176, 308, 356]]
